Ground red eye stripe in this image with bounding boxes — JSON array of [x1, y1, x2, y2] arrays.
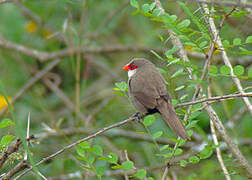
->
[[123, 64, 138, 71], [129, 64, 138, 70]]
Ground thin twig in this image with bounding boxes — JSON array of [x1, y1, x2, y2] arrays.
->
[[175, 92, 252, 108], [0, 58, 61, 116], [42, 77, 87, 121], [0, 139, 22, 169], [166, 0, 252, 9], [2, 160, 29, 180], [205, 105, 252, 177], [0, 0, 18, 5], [13, 115, 140, 180], [210, 117, 231, 180], [202, 4, 252, 116], [24, 113, 31, 161], [161, 166, 169, 180]]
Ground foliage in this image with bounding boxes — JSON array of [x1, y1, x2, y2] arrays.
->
[[0, 0, 251, 179]]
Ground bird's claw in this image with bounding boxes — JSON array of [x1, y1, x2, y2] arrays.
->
[[131, 112, 141, 123]]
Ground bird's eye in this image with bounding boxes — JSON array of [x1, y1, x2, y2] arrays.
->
[[130, 65, 134, 69]]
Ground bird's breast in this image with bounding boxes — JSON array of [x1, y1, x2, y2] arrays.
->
[[128, 69, 137, 78]]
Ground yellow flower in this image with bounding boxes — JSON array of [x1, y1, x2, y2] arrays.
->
[[25, 21, 38, 34], [0, 95, 12, 110], [185, 45, 194, 52], [205, 43, 221, 54]]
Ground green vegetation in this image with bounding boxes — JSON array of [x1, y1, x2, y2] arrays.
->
[[0, 0, 251, 179]]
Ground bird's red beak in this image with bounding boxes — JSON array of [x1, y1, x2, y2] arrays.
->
[[123, 64, 130, 71]]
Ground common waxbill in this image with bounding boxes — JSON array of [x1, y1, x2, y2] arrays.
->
[[123, 58, 189, 140]]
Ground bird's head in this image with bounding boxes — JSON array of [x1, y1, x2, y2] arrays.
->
[[123, 58, 153, 78]]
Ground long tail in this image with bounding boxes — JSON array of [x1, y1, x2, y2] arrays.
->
[[157, 99, 190, 140]]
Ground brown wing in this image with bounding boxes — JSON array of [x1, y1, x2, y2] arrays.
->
[[129, 66, 168, 109]]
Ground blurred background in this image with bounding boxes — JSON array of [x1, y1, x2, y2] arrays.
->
[[0, 0, 251, 179]]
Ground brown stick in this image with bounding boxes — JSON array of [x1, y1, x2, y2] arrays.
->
[[0, 58, 61, 116]]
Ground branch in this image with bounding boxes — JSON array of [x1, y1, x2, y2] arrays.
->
[[1, 37, 250, 65], [0, 37, 161, 61], [13, 115, 140, 180], [3, 160, 29, 180], [0, 58, 61, 116], [210, 114, 231, 180], [0, 139, 22, 169], [205, 105, 252, 178], [10, 89, 252, 179], [202, 4, 252, 115], [175, 92, 252, 108], [0, 0, 18, 5], [166, 0, 252, 9], [36, 127, 195, 147]]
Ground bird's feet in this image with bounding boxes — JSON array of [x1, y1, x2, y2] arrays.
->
[[131, 112, 142, 123]]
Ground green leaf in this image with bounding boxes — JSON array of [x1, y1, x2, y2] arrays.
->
[[174, 148, 183, 156], [122, 160, 134, 171], [198, 147, 213, 159], [149, 2, 156, 11], [172, 99, 178, 106], [147, 178, 154, 180], [135, 169, 147, 179], [189, 156, 200, 164], [239, 47, 248, 52], [160, 145, 169, 151], [245, 36, 252, 43], [187, 130, 193, 137], [152, 131, 163, 139], [233, 38, 241, 45], [186, 120, 199, 129], [163, 152, 172, 158], [142, 4, 150, 13], [0, 135, 15, 146], [177, 19, 190, 29], [0, 118, 14, 128], [157, 68, 166, 74], [178, 1, 209, 37], [87, 154, 95, 164], [171, 69, 184, 78], [175, 85, 185, 91], [130, 0, 139, 9], [143, 115, 155, 127], [248, 68, 252, 77], [189, 112, 201, 120], [111, 164, 122, 170], [92, 145, 103, 156], [153, 8, 163, 16], [180, 159, 187, 167], [165, 46, 179, 56], [76, 147, 85, 157], [115, 82, 128, 91], [180, 94, 188, 101], [220, 65, 230, 75], [184, 42, 197, 47], [240, 50, 252, 55], [209, 65, 218, 74], [177, 138, 186, 147], [150, 50, 163, 60], [223, 40, 230, 47], [233, 65, 244, 76], [78, 141, 90, 149], [114, 92, 125, 96], [97, 166, 105, 176], [162, 14, 177, 24], [199, 41, 208, 49], [107, 153, 118, 164]]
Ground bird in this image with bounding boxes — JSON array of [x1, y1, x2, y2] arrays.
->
[[123, 58, 189, 140]]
